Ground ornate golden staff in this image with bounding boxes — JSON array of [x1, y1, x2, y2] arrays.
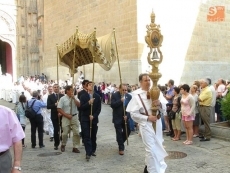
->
[[145, 11, 163, 131], [113, 28, 129, 145], [90, 28, 96, 138]]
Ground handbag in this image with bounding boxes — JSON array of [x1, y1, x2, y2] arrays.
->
[[169, 110, 176, 120]]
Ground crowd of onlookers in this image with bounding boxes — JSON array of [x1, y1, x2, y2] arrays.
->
[[157, 78, 230, 145], [1, 71, 230, 147]]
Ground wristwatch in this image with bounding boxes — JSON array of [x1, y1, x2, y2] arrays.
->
[[13, 166, 22, 171]]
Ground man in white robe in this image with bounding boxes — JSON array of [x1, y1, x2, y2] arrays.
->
[[41, 88, 54, 141], [126, 73, 168, 173], [12, 82, 21, 104], [0, 75, 3, 99], [5, 73, 13, 102]]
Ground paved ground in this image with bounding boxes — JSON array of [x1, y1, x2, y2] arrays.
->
[[1, 100, 230, 173]]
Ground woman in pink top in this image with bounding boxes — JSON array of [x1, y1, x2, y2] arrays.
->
[[180, 84, 195, 145]]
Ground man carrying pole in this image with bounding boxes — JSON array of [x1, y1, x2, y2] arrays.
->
[[79, 81, 101, 161], [47, 84, 64, 150], [57, 86, 81, 153], [113, 28, 129, 146], [111, 84, 131, 155], [77, 79, 89, 144], [126, 73, 168, 173]]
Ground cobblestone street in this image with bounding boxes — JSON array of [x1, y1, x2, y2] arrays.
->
[[1, 100, 230, 173]]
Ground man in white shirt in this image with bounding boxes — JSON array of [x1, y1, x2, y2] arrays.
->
[[57, 86, 81, 153], [126, 73, 168, 173]]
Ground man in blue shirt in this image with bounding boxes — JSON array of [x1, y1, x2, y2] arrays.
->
[[28, 91, 47, 148], [164, 79, 175, 137]]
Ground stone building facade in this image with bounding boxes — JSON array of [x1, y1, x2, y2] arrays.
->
[[0, 0, 17, 81], [31, 0, 230, 85], [1, 0, 230, 85], [16, 0, 44, 76], [43, 0, 139, 85], [180, 1, 230, 84]]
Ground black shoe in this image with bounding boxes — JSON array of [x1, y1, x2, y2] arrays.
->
[[144, 165, 148, 173], [166, 133, 172, 136], [92, 152, 96, 156], [86, 155, 90, 161], [200, 138, 210, 142], [199, 135, 204, 138], [54, 146, 58, 150], [32, 145, 35, 149], [50, 137, 54, 142], [40, 145, 45, 148]]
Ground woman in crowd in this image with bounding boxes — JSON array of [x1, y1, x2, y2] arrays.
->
[[180, 84, 195, 145], [17, 94, 27, 148], [104, 83, 110, 104], [190, 85, 200, 137], [171, 87, 181, 141], [101, 82, 106, 103]]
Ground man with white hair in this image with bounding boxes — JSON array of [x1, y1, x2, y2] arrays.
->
[[198, 79, 212, 141], [28, 91, 47, 148], [126, 73, 168, 173]]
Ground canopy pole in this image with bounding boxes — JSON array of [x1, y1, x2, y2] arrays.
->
[[113, 28, 129, 146], [72, 48, 76, 87], [56, 44, 62, 142], [68, 47, 76, 139], [90, 28, 96, 138], [56, 44, 59, 94], [83, 65, 85, 80]]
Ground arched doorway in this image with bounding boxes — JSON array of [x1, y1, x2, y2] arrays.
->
[[0, 40, 12, 75]]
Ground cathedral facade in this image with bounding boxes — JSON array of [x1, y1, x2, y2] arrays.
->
[[1, 0, 230, 85]]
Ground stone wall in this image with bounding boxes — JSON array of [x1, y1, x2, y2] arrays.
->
[[43, 0, 139, 84], [0, 0, 17, 81], [136, 0, 230, 86], [180, 0, 230, 84], [16, 0, 44, 77]]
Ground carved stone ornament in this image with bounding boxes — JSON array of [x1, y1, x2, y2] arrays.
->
[[0, 10, 15, 32]]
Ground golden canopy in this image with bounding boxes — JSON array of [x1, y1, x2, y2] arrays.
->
[[58, 28, 117, 73]]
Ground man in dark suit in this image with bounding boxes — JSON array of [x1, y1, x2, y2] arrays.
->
[[94, 83, 102, 100], [111, 84, 131, 155], [47, 84, 64, 150], [78, 80, 89, 121], [77, 80, 89, 141], [80, 81, 101, 161]]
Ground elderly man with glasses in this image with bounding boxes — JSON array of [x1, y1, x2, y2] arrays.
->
[[198, 79, 212, 141], [111, 84, 131, 155]]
